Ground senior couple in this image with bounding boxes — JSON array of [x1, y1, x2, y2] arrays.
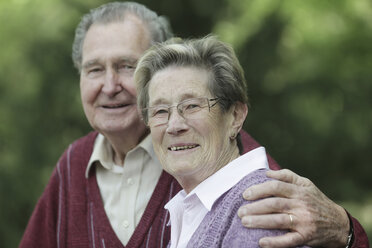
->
[[20, 1, 369, 248]]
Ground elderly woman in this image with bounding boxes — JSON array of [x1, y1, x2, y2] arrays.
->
[[135, 36, 305, 248]]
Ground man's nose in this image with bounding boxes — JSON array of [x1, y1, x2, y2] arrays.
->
[[166, 108, 188, 135], [102, 69, 122, 96]]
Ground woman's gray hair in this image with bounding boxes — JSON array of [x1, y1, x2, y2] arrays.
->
[[135, 35, 248, 124], [72, 1, 173, 72]]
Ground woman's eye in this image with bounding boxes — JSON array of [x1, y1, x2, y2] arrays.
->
[[185, 104, 200, 110], [155, 109, 168, 114], [153, 108, 169, 116]]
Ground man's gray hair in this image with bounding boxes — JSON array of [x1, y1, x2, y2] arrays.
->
[[72, 1, 173, 72], [135, 35, 248, 125]]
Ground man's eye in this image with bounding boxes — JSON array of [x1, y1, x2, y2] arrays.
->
[[118, 64, 136, 71], [88, 68, 103, 74]]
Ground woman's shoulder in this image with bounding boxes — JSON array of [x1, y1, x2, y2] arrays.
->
[[238, 168, 273, 186], [221, 169, 287, 247], [226, 168, 273, 202], [210, 168, 273, 213], [187, 169, 281, 248]]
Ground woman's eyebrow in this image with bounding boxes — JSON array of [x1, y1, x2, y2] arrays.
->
[[150, 98, 169, 106], [149, 93, 200, 106]]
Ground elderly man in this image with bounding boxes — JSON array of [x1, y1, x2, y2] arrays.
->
[[20, 2, 368, 248]]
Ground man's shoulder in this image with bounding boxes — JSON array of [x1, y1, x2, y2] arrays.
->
[[57, 131, 98, 172], [239, 130, 260, 153], [71, 131, 98, 148], [240, 130, 281, 170]]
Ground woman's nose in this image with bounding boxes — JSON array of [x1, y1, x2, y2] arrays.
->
[[166, 109, 189, 135]]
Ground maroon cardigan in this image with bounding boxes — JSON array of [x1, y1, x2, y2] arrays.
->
[[19, 131, 369, 248]]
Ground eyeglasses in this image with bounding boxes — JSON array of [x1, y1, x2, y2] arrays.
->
[[143, 97, 220, 127]]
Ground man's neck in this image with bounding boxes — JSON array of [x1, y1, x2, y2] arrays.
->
[[105, 129, 150, 166]]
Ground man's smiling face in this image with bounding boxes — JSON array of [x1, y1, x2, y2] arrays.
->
[[80, 15, 150, 137]]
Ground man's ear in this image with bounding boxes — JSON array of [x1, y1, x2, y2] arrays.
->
[[230, 102, 248, 136]]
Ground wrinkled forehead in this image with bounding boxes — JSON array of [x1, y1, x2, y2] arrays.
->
[[82, 17, 151, 64], [148, 65, 213, 105]]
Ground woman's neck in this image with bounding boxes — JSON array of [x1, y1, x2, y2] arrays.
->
[[179, 144, 240, 194]]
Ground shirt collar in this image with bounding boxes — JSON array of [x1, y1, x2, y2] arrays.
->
[[186, 146, 269, 211], [85, 133, 154, 178]]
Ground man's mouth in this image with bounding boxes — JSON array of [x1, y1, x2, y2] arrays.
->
[[103, 103, 131, 109], [168, 144, 199, 151]]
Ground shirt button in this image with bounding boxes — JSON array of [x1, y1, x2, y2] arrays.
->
[[123, 220, 129, 228], [127, 178, 134, 185]]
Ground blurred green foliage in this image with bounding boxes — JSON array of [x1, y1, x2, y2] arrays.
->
[[0, 0, 371, 246]]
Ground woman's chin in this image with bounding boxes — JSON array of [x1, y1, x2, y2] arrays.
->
[[165, 163, 199, 178]]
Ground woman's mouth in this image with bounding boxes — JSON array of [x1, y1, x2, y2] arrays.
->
[[168, 144, 200, 151]]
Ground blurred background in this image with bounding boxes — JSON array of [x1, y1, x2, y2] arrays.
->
[[0, 0, 371, 246]]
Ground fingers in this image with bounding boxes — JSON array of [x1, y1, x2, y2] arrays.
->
[[242, 179, 295, 201], [240, 213, 295, 230], [238, 169, 351, 247], [238, 184, 351, 247], [239, 207, 306, 248], [266, 169, 312, 187], [242, 169, 315, 201], [259, 232, 305, 248], [238, 197, 294, 217]]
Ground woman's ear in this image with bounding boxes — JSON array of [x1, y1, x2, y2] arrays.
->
[[230, 102, 248, 137]]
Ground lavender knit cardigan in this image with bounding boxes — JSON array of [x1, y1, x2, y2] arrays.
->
[[185, 169, 308, 248]]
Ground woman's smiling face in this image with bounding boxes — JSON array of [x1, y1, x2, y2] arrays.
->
[[148, 65, 236, 192]]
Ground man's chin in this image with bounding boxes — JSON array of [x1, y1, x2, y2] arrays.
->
[[96, 121, 147, 137]]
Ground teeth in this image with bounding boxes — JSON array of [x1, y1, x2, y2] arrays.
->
[[105, 104, 126, 108], [170, 145, 198, 151]]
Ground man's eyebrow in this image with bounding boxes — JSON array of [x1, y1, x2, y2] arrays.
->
[[82, 59, 100, 70], [115, 57, 138, 65], [82, 57, 138, 70]]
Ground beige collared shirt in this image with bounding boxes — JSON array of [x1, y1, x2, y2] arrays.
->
[[85, 134, 163, 245]]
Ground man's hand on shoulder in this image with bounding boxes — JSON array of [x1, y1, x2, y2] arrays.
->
[[237, 169, 350, 248]]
